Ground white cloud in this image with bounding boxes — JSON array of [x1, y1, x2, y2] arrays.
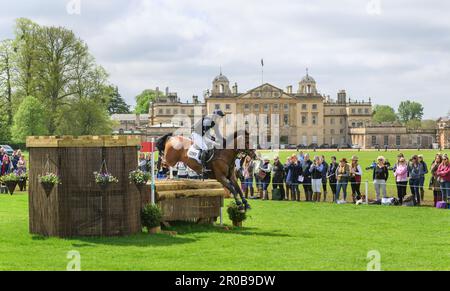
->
[[0, 0, 449, 117]]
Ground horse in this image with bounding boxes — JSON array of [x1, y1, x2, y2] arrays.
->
[[156, 130, 256, 211]]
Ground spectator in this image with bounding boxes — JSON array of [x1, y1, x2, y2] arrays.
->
[[176, 162, 188, 179], [327, 156, 338, 202], [394, 157, 408, 205], [408, 155, 422, 205], [259, 157, 272, 200], [1, 155, 12, 176], [321, 155, 329, 202], [335, 158, 350, 202], [297, 151, 305, 165], [286, 155, 302, 201], [252, 153, 263, 199], [310, 156, 324, 202], [302, 154, 313, 201], [430, 154, 443, 206], [372, 156, 389, 201], [284, 157, 291, 200], [436, 154, 450, 203], [272, 156, 286, 200], [138, 153, 147, 172], [418, 155, 428, 202], [12, 150, 20, 169], [349, 156, 363, 202], [242, 155, 255, 199]]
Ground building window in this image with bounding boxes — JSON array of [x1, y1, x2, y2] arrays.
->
[[284, 104, 289, 112], [273, 104, 279, 111], [214, 104, 221, 110], [283, 114, 289, 125], [331, 129, 335, 134], [219, 84, 225, 93], [372, 136, 377, 145], [181, 109, 185, 114], [358, 108, 362, 114], [331, 109, 335, 114], [340, 118, 344, 124], [396, 135, 401, 146], [384, 136, 389, 146], [340, 129, 344, 134], [330, 118, 335, 125], [225, 104, 231, 110], [254, 104, 259, 111], [158, 109, 163, 114], [302, 104, 307, 110], [312, 104, 317, 110], [302, 115, 307, 125], [312, 136, 318, 144], [173, 109, 178, 115], [244, 104, 250, 111], [264, 104, 269, 112], [352, 122, 356, 127], [365, 108, 369, 114], [165, 109, 171, 114], [352, 109, 356, 114], [312, 115, 317, 125]]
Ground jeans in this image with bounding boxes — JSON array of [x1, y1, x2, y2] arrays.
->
[[396, 181, 408, 204], [374, 179, 387, 200], [441, 181, 450, 202], [290, 183, 300, 201], [335, 181, 348, 201], [409, 178, 420, 205]]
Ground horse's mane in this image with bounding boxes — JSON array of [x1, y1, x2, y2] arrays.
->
[[222, 130, 249, 149]]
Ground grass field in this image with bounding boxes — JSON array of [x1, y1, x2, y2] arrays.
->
[[1, 149, 449, 271], [1, 191, 450, 270]]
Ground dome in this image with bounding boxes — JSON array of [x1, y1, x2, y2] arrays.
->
[[301, 74, 315, 83], [213, 73, 229, 83]]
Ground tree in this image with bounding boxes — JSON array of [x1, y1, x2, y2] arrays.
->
[[405, 119, 422, 130], [372, 105, 397, 123], [55, 98, 112, 136], [107, 86, 130, 114], [0, 39, 15, 126], [398, 101, 424, 123], [11, 96, 48, 142], [421, 119, 437, 130], [135, 89, 160, 114]]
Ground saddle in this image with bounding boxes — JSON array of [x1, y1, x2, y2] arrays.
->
[[187, 145, 215, 167]]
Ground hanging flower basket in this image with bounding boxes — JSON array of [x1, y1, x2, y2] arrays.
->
[[129, 169, 150, 192], [94, 171, 119, 191], [38, 173, 61, 197], [1, 173, 20, 195]]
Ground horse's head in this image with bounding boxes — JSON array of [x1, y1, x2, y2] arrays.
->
[[241, 148, 256, 160]]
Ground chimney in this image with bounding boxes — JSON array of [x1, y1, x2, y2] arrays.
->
[[192, 95, 199, 104], [232, 83, 238, 95], [286, 85, 293, 94], [165, 87, 169, 96]]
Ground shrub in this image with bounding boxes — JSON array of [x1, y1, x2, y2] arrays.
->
[[141, 203, 163, 229], [227, 201, 247, 223]]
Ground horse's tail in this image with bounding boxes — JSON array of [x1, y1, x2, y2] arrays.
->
[[156, 133, 173, 155]]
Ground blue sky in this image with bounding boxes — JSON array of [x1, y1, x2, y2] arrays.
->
[[1, 0, 449, 118]]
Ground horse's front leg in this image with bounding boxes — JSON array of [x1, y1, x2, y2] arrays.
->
[[230, 174, 251, 210], [218, 177, 244, 211]]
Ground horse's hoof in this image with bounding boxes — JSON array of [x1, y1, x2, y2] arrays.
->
[[238, 205, 245, 212]]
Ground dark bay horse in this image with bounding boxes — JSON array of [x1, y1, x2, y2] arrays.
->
[[156, 130, 255, 211]]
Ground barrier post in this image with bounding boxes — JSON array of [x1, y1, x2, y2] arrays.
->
[[365, 180, 369, 204], [150, 138, 156, 205]]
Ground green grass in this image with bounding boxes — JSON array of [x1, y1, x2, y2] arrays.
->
[[1, 192, 450, 270], [258, 149, 443, 201]]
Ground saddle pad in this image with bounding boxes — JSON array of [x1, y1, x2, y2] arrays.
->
[[187, 146, 201, 163]]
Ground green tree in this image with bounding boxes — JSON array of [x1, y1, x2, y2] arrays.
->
[[398, 101, 424, 123], [372, 105, 397, 123], [11, 96, 48, 142], [405, 119, 422, 130], [55, 98, 112, 136], [107, 86, 130, 114], [421, 119, 437, 130], [135, 89, 160, 114], [0, 39, 16, 126]]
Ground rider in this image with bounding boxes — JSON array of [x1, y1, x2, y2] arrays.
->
[[191, 109, 225, 167]]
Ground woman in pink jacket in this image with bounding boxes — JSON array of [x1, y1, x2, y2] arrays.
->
[[436, 154, 450, 201], [394, 157, 408, 204]]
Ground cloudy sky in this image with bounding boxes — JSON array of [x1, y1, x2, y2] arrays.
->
[[1, 0, 449, 118]]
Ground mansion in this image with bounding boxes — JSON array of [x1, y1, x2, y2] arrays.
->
[[112, 71, 444, 149]]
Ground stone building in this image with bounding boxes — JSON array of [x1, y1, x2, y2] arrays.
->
[[205, 70, 373, 147], [437, 117, 450, 149]]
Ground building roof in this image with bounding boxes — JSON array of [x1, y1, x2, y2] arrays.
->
[[213, 73, 229, 83], [111, 114, 149, 121]]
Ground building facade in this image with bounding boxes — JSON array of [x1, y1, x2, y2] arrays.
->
[[437, 117, 450, 149]]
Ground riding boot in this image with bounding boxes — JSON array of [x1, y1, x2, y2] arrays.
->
[[420, 188, 425, 202]]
